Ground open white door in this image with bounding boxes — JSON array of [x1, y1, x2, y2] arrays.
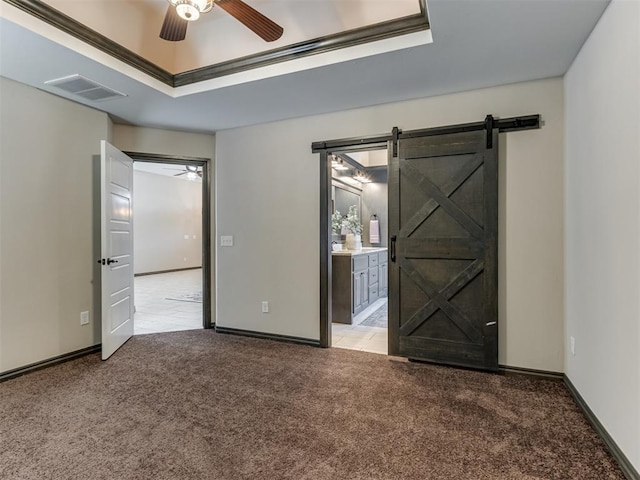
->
[[100, 141, 134, 360]]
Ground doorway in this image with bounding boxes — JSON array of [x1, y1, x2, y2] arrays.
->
[[132, 161, 204, 335], [317, 127, 499, 368], [127, 152, 213, 333], [329, 148, 389, 354], [320, 141, 388, 354], [315, 115, 540, 371]]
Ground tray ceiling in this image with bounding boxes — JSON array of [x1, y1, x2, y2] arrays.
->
[[40, 0, 423, 74], [0, 0, 610, 133]]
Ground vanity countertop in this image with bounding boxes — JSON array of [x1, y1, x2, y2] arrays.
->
[[332, 247, 387, 256]]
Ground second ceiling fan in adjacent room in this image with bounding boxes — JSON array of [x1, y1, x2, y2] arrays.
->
[[160, 0, 284, 42]]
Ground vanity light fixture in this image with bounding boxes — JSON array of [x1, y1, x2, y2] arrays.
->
[[353, 171, 371, 183], [332, 157, 350, 171]]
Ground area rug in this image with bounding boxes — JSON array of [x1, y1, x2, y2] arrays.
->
[[165, 291, 202, 303], [359, 300, 388, 327]]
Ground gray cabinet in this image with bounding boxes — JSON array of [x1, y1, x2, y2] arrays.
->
[[332, 249, 387, 324], [352, 254, 370, 315], [378, 262, 388, 297]]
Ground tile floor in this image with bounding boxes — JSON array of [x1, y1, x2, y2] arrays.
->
[[134, 268, 203, 335], [332, 297, 388, 354]]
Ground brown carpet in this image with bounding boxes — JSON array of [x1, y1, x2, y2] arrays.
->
[[0, 330, 624, 480]]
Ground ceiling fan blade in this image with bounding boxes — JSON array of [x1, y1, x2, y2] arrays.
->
[[160, 5, 188, 42], [174, 172, 188, 176], [215, 0, 283, 42]]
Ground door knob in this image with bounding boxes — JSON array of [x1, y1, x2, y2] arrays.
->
[[107, 258, 119, 265]]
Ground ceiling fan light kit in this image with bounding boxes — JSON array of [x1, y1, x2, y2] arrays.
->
[[160, 0, 284, 43], [170, 0, 214, 22]]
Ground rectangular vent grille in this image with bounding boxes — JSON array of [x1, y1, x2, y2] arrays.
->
[[44, 74, 126, 102]]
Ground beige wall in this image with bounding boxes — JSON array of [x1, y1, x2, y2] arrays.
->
[[133, 170, 202, 274], [565, 0, 640, 470], [112, 124, 215, 160], [0, 77, 110, 372], [0, 87, 217, 374], [216, 77, 565, 372]]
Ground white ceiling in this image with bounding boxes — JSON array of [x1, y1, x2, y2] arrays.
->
[[0, 0, 609, 133], [134, 161, 203, 181], [347, 150, 387, 167]]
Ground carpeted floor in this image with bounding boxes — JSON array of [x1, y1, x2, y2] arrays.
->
[[0, 331, 624, 480]]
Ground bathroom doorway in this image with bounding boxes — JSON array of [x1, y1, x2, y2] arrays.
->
[[328, 147, 389, 354]]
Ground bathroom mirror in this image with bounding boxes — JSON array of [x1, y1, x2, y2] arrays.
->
[[333, 184, 361, 222]]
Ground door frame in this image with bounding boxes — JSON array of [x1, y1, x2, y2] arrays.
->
[[315, 140, 389, 348], [125, 151, 214, 330], [313, 115, 541, 350]]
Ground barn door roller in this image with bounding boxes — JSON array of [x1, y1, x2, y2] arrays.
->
[[485, 114, 495, 149]]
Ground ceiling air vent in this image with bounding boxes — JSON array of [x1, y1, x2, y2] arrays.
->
[[44, 74, 127, 102]]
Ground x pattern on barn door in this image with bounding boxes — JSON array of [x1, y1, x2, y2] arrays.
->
[[390, 129, 498, 371]]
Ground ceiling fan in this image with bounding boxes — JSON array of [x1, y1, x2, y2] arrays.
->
[[160, 0, 284, 43], [165, 165, 203, 179]]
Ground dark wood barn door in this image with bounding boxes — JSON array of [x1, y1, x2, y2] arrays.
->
[[388, 127, 499, 371]]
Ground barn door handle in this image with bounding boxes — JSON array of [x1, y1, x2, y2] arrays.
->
[[390, 235, 397, 262]]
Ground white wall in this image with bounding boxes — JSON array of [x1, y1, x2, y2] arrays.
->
[[0, 77, 110, 373], [133, 170, 202, 274], [565, 0, 640, 471], [216, 77, 565, 371]]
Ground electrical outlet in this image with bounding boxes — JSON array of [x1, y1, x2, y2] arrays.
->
[[261, 301, 269, 313], [183, 257, 187, 262], [570, 336, 575, 356], [220, 235, 234, 247], [80, 311, 90, 325]]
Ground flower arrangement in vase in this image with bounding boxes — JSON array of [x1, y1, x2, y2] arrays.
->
[[344, 205, 363, 251], [331, 210, 344, 251], [331, 210, 343, 234]]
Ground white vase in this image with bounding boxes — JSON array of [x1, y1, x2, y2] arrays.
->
[[346, 233, 362, 251]]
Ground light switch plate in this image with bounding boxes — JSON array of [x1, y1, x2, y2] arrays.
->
[[220, 235, 234, 247], [80, 311, 90, 325]]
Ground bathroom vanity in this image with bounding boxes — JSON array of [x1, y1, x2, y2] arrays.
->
[[332, 247, 388, 324]]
